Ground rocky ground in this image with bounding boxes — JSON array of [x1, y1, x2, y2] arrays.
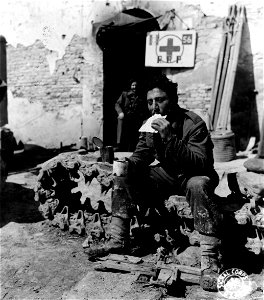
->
[[0, 144, 263, 300]]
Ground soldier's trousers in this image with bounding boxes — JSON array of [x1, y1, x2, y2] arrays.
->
[[112, 164, 222, 237]]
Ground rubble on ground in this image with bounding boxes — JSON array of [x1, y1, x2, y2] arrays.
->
[[34, 152, 264, 281]]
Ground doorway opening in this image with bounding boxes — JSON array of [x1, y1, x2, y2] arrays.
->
[[95, 8, 160, 146]]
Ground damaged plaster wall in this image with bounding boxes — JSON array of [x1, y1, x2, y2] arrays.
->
[[1, 0, 106, 148], [0, 0, 263, 149]]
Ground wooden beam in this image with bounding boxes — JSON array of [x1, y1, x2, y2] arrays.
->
[[217, 5, 246, 130]]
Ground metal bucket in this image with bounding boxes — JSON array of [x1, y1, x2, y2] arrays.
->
[[211, 130, 236, 162]]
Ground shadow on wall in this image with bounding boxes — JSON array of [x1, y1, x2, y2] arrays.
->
[[231, 15, 260, 151]]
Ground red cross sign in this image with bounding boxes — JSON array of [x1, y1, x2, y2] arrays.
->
[[145, 30, 196, 67]]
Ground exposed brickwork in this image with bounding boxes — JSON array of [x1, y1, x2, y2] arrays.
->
[[178, 84, 212, 112], [7, 35, 87, 112]]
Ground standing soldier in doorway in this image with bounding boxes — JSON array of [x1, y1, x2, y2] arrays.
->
[[115, 78, 147, 152]]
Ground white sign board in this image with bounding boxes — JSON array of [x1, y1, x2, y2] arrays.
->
[[145, 30, 196, 67]]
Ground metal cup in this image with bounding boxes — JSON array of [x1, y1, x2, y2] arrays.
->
[[113, 160, 128, 176], [100, 146, 114, 164]]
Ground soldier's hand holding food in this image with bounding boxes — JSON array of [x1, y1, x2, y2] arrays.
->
[[151, 118, 173, 143]]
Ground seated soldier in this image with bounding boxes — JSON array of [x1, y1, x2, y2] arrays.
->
[[86, 73, 223, 292]]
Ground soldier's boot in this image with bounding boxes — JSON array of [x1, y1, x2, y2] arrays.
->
[[85, 216, 130, 260], [199, 235, 221, 292]]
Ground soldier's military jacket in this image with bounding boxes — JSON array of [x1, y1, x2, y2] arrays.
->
[[129, 105, 218, 185]]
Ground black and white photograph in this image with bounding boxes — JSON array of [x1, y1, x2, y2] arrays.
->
[[0, 0, 263, 299]]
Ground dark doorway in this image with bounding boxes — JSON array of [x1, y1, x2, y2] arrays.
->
[[95, 9, 160, 146]]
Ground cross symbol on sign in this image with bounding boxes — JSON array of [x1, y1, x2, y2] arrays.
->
[[159, 38, 180, 57]]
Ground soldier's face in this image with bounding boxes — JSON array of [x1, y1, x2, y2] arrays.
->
[[130, 82, 137, 93], [147, 88, 170, 116]]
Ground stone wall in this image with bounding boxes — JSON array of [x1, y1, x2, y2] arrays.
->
[[0, 0, 262, 150]]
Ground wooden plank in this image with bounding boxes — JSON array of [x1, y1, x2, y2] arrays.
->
[[157, 262, 201, 276], [209, 30, 228, 130], [217, 5, 245, 130], [209, 43, 221, 130], [213, 30, 232, 130], [180, 272, 200, 284], [99, 254, 144, 264], [94, 261, 157, 277], [210, 5, 234, 130], [214, 5, 236, 131], [95, 254, 201, 285]]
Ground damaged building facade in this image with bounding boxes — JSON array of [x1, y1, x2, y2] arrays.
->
[[0, 0, 263, 151]]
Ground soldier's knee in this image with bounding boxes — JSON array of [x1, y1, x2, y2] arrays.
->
[[186, 176, 210, 192]]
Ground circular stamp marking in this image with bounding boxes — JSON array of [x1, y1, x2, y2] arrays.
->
[[217, 268, 256, 299]]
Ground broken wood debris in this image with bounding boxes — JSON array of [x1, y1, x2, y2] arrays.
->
[[34, 151, 264, 279], [94, 254, 201, 286]]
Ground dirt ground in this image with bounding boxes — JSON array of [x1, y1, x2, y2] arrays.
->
[[0, 145, 263, 300]]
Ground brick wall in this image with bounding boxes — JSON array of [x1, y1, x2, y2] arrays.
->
[[178, 84, 212, 111], [7, 35, 84, 112]]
